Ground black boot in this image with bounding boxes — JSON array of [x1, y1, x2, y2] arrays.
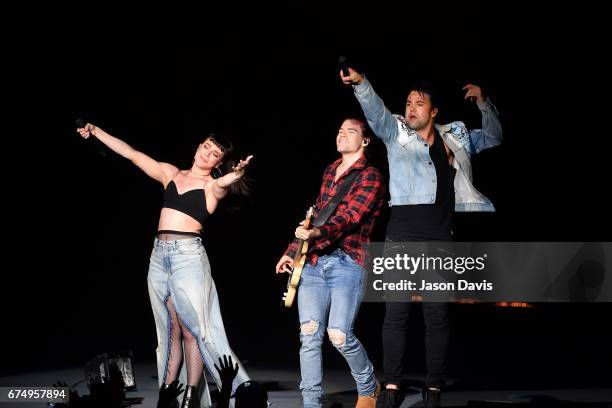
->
[[423, 387, 441, 408], [181, 385, 200, 408], [157, 381, 183, 408], [378, 387, 405, 408]]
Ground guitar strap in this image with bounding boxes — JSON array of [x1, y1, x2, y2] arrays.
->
[[312, 170, 362, 228]]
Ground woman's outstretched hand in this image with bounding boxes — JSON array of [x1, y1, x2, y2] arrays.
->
[[232, 155, 253, 177]]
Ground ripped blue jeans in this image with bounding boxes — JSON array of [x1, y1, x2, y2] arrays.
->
[[297, 249, 376, 408], [147, 237, 249, 407]]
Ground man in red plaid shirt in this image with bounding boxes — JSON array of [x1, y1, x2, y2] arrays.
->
[[276, 117, 385, 408]]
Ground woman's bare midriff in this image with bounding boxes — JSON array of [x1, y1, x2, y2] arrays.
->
[[157, 207, 203, 239]]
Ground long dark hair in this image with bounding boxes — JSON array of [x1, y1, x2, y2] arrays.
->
[[205, 133, 254, 198]]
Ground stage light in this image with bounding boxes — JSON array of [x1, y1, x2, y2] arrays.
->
[[84, 350, 137, 391]]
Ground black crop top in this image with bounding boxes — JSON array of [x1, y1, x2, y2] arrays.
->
[[162, 180, 210, 225]]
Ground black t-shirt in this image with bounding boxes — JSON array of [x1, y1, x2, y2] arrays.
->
[[386, 130, 456, 241]]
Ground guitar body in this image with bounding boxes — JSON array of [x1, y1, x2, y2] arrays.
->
[[282, 207, 314, 308]]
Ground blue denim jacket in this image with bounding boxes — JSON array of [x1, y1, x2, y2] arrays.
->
[[353, 78, 503, 211]]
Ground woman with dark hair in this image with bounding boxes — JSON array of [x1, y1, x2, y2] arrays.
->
[[76, 123, 252, 408]]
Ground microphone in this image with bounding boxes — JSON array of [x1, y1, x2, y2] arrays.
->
[[339, 56, 350, 77], [75, 118, 107, 157]]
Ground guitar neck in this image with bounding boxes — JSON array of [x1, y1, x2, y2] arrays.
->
[[294, 237, 308, 260], [293, 207, 314, 262]]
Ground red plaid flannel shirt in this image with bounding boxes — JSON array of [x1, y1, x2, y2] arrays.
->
[[284, 155, 385, 266]]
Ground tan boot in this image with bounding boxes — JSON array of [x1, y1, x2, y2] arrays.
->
[[355, 381, 381, 408]]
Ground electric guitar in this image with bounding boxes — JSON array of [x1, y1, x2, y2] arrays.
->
[[282, 206, 315, 308]]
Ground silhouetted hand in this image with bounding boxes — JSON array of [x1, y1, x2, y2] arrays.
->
[[158, 380, 185, 408], [214, 355, 239, 391], [214, 355, 239, 408]]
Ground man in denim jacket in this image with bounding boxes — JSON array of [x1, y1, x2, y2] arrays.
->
[[341, 68, 502, 408]]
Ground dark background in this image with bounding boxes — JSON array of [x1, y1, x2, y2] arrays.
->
[[5, 2, 611, 391]]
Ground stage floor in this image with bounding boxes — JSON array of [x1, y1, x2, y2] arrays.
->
[[1, 363, 611, 407]]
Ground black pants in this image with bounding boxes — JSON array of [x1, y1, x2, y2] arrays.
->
[[382, 235, 451, 388], [383, 301, 449, 387]]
